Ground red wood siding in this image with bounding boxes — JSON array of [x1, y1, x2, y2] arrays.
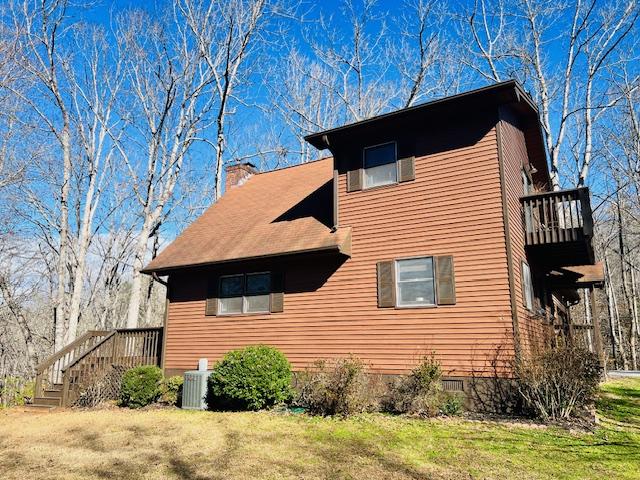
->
[[164, 115, 518, 376], [498, 107, 549, 353]]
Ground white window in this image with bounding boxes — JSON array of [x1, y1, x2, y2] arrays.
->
[[219, 272, 271, 315], [363, 142, 397, 189], [396, 257, 436, 307], [522, 261, 534, 311]]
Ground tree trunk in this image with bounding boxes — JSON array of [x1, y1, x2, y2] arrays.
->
[[583, 288, 593, 351], [126, 220, 153, 329], [54, 125, 71, 351]]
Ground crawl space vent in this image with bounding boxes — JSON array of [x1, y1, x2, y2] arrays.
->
[[441, 379, 464, 392]]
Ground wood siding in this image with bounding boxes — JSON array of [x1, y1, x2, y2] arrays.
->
[[164, 115, 518, 376], [498, 106, 550, 353]]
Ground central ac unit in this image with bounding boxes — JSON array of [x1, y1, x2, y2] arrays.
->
[[181, 370, 209, 410]]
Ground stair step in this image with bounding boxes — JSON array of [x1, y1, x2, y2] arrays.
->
[[49, 383, 63, 391], [33, 396, 62, 407], [43, 389, 63, 399], [23, 404, 57, 412]]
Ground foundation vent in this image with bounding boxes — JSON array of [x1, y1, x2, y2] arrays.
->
[[441, 379, 464, 392]]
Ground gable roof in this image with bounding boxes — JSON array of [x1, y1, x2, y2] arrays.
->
[[305, 80, 538, 149], [305, 79, 551, 188], [142, 158, 351, 274]]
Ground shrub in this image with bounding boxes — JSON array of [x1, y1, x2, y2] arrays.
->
[[0, 377, 34, 408], [296, 356, 382, 417], [514, 345, 602, 420], [439, 393, 463, 416], [160, 375, 184, 406], [207, 345, 293, 411], [119, 366, 163, 408], [384, 354, 443, 416]]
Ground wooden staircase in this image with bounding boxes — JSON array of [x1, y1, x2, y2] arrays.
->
[[30, 328, 163, 410]]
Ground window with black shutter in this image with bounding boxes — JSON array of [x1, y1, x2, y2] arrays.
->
[[206, 271, 283, 316], [377, 255, 456, 308], [347, 142, 415, 192]]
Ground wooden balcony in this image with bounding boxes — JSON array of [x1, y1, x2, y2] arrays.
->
[[520, 187, 594, 267]]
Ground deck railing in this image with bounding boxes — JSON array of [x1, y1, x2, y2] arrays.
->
[[520, 187, 593, 246], [60, 327, 163, 406]]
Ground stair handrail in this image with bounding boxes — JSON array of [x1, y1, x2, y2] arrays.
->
[[60, 330, 118, 407], [60, 327, 163, 406], [61, 330, 118, 375], [34, 330, 110, 397]]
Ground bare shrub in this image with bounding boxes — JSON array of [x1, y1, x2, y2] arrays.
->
[[469, 341, 521, 414], [295, 356, 382, 417], [514, 345, 602, 421], [383, 354, 446, 416]]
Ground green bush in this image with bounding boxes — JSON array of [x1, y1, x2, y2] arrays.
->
[[439, 393, 463, 416], [160, 375, 184, 406], [119, 366, 163, 408], [515, 345, 602, 420], [295, 356, 382, 417], [207, 345, 293, 411], [0, 377, 34, 408]]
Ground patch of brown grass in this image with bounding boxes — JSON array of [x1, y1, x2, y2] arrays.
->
[[0, 408, 432, 480], [1, 378, 639, 480]]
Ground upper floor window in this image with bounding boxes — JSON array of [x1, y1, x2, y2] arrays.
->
[[219, 272, 271, 315], [363, 142, 397, 189], [395, 257, 436, 307]]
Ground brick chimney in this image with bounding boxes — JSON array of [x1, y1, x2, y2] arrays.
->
[[225, 162, 257, 193]]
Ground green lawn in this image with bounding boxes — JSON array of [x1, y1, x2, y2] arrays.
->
[[1, 378, 638, 479]]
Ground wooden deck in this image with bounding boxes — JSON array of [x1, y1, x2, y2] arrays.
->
[[33, 327, 162, 408], [520, 187, 595, 266]]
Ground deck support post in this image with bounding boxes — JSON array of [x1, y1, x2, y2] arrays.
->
[[588, 285, 606, 372]]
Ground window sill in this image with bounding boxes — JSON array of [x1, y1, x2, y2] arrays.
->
[[360, 181, 400, 193], [216, 311, 270, 317], [394, 304, 438, 309]]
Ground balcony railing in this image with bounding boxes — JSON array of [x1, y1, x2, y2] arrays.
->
[[520, 187, 593, 246]]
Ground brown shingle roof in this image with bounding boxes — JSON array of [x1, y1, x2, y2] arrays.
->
[[142, 158, 351, 274]]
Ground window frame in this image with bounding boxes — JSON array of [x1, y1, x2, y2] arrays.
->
[[218, 271, 271, 316], [394, 256, 437, 308], [362, 141, 398, 190], [521, 261, 535, 312]]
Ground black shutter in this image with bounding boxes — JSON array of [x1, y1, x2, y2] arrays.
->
[[435, 256, 456, 305], [377, 260, 396, 308], [397, 156, 415, 183], [205, 277, 219, 316], [347, 168, 363, 192], [270, 272, 284, 313]]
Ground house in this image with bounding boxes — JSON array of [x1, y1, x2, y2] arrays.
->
[[142, 80, 604, 400]]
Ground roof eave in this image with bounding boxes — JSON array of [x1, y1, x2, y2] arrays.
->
[[141, 230, 352, 276], [305, 80, 536, 149]]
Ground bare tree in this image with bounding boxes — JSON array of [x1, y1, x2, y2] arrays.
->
[[270, 0, 457, 163], [10, 1, 126, 346], [458, 0, 640, 189]]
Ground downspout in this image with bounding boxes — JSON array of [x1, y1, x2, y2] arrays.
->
[[320, 134, 339, 231], [151, 272, 168, 287], [151, 272, 169, 371]]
